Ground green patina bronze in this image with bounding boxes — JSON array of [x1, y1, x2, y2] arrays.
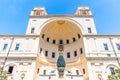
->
[[57, 53, 66, 78]]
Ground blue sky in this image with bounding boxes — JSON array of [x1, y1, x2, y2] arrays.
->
[[0, 0, 120, 34]]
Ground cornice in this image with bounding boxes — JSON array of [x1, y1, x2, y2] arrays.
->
[[83, 34, 120, 37], [29, 15, 94, 18], [0, 34, 40, 38]]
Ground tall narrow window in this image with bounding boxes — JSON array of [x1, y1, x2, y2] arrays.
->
[[8, 66, 14, 74], [109, 67, 114, 74], [104, 44, 109, 50], [40, 48, 42, 53], [73, 38, 76, 42], [53, 40, 56, 44], [31, 28, 35, 33], [88, 28, 92, 33], [80, 48, 83, 54], [66, 40, 69, 44], [76, 70, 79, 75], [15, 44, 20, 51], [78, 34, 81, 38], [83, 68, 85, 74], [45, 51, 48, 56], [47, 38, 49, 42], [37, 68, 39, 74], [3, 44, 8, 51], [43, 70, 46, 75], [52, 52, 55, 58], [42, 34, 45, 38], [67, 52, 70, 58], [74, 51, 77, 57], [116, 44, 120, 50], [59, 40, 63, 44]]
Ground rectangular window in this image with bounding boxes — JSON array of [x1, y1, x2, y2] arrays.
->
[[88, 28, 92, 33], [74, 51, 77, 57], [73, 38, 76, 42], [8, 66, 14, 74], [43, 70, 46, 75], [53, 40, 56, 44], [42, 34, 45, 38], [78, 34, 81, 38], [40, 48, 42, 53], [76, 70, 79, 75], [66, 40, 69, 44], [52, 52, 55, 58], [83, 69, 85, 74], [80, 48, 83, 54], [67, 52, 70, 58], [3, 44, 8, 51], [37, 68, 39, 74], [107, 54, 111, 57], [15, 44, 20, 51], [47, 38, 49, 42], [116, 44, 120, 50], [31, 28, 35, 33], [110, 67, 114, 74], [104, 44, 109, 50], [45, 51, 48, 56], [59, 40, 63, 44]]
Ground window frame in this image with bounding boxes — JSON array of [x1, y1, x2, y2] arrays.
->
[[3, 44, 8, 51], [45, 51, 48, 56], [116, 43, 120, 50], [31, 27, 35, 34], [67, 52, 70, 58], [15, 44, 20, 51], [88, 27, 92, 33], [74, 51, 77, 57], [104, 43, 109, 50], [52, 52, 55, 58]]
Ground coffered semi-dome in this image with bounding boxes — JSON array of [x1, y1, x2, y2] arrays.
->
[[40, 19, 82, 42]]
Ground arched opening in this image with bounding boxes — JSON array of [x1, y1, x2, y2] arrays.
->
[[39, 19, 84, 63]]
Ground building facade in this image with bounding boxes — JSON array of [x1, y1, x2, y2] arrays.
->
[[0, 6, 120, 80]]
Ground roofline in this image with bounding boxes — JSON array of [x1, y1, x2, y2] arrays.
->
[[0, 34, 39, 37], [29, 15, 94, 18]]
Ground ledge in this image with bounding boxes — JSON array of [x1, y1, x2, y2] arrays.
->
[[30, 15, 94, 18]]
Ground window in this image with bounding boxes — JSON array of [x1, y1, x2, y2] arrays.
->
[[52, 52, 55, 58], [53, 40, 56, 44], [66, 40, 69, 44], [88, 28, 92, 33], [3, 44, 8, 50], [40, 48, 42, 53], [31, 28, 35, 33], [45, 51, 48, 56], [83, 68, 85, 74], [78, 34, 81, 38], [67, 52, 70, 58], [42, 34, 45, 38], [110, 67, 114, 74], [8, 66, 14, 74], [74, 51, 77, 57], [15, 44, 20, 51], [104, 44, 109, 50], [107, 54, 111, 57], [80, 48, 83, 54], [46, 38, 49, 42], [76, 70, 79, 75], [43, 70, 46, 75], [59, 40, 63, 44], [73, 38, 76, 42], [37, 68, 39, 74], [116, 44, 120, 50]]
